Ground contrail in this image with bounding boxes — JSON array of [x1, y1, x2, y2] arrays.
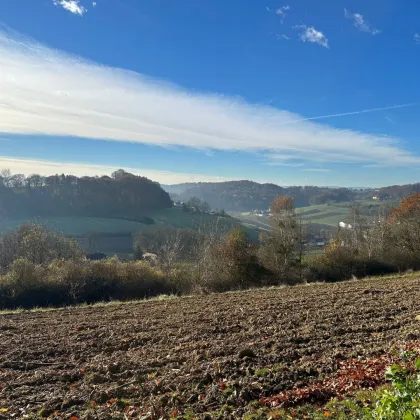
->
[[280, 103, 419, 125]]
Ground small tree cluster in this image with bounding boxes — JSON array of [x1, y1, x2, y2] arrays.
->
[[0, 223, 83, 272], [182, 197, 211, 213], [197, 228, 268, 291], [313, 193, 420, 281]]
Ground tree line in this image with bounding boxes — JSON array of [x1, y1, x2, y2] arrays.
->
[[134, 192, 420, 286], [1, 192, 420, 309], [166, 179, 420, 212], [166, 181, 377, 211], [0, 169, 172, 219]]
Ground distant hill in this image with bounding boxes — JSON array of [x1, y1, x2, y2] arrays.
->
[[374, 183, 420, 200], [163, 180, 420, 212], [164, 181, 287, 211], [162, 181, 376, 211]]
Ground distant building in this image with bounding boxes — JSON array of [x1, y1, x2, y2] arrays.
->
[[339, 221, 353, 229]]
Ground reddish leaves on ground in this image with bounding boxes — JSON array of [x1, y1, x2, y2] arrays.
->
[[260, 341, 420, 408]]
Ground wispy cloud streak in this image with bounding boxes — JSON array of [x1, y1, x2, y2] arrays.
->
[[344, 9, 381, 35], [279, 103, 418, 125], [0, 30, 419, 167]]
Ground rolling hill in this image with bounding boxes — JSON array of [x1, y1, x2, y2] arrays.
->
[[163, 181, 374, 211], [164, 180, 420, 213], [0, 207, 260, 253]]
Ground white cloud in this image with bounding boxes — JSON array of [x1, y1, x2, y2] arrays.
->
[[344, 9, 381, 35], [53, 0, 87, 16], [0, 156, 231, 184], [276, 5, 290, 22], [276, 33, 290, 40], [92, 2, 97, 7], [0, 30, 419, 168], [415, 33, 420, 44], [294, 25, 329, 48], [265, 153, 303, 167], [276, 5, 290, 14]]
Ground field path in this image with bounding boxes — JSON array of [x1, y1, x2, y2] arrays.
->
[[1, 276, 420, 418]]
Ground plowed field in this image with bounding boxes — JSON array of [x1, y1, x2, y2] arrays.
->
[[1, 276, 420, 419]]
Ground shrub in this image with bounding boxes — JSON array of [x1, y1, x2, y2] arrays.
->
[[63, 258, 120, 303], [371, 359, 420, 419], [0, 223, 83, 272], [305, 237, 399, 283], [1, 258, 66, 308], [192, 228, 271, 293], [167, 263, 195, 295], [307, 252, 398, 283], [0, 258, 175, 309], [114, 261, 169, 300], [293, 353, 420, 419]]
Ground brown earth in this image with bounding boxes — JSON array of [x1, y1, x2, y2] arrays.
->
[[1, 275, 420, 419]]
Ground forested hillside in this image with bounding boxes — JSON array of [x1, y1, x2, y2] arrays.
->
[[0, 169, 172, 219], [375, 182, 420, 200], [165, 180, 420, 211], [164, 181, 372, 211]]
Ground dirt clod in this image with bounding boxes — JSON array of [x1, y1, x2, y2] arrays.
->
[[238, 348, 257, 359]]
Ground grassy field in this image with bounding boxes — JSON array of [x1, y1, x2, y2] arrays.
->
[[0, 207, 250, 237], [295, 203, 351, 227], [1, 274, 419, 418], [295, 200, 398, 227], [0, 216, 146, 236], [233, 201, 387, 231]]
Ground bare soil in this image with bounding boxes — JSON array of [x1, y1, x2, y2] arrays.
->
[[1, 276, 420, 419]]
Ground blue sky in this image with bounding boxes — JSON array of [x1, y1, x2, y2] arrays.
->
[[0, 0, 420, 186]]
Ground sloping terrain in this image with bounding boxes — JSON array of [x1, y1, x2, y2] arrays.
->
[[163, 181, 377, 211], [233, 201, 385, 232], [0, 276, 420, 418], [0, 208, 241, 237]]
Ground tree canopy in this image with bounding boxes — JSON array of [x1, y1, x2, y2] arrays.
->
[[0, 169, 172, 219]]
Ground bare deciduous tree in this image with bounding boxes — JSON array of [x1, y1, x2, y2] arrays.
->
[[158, 228, 185, 275], [259, 196, 305, 283]]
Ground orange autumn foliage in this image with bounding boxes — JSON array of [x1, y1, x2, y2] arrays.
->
[[270, 196, 294, 215], [390, 192, 420, 222]]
